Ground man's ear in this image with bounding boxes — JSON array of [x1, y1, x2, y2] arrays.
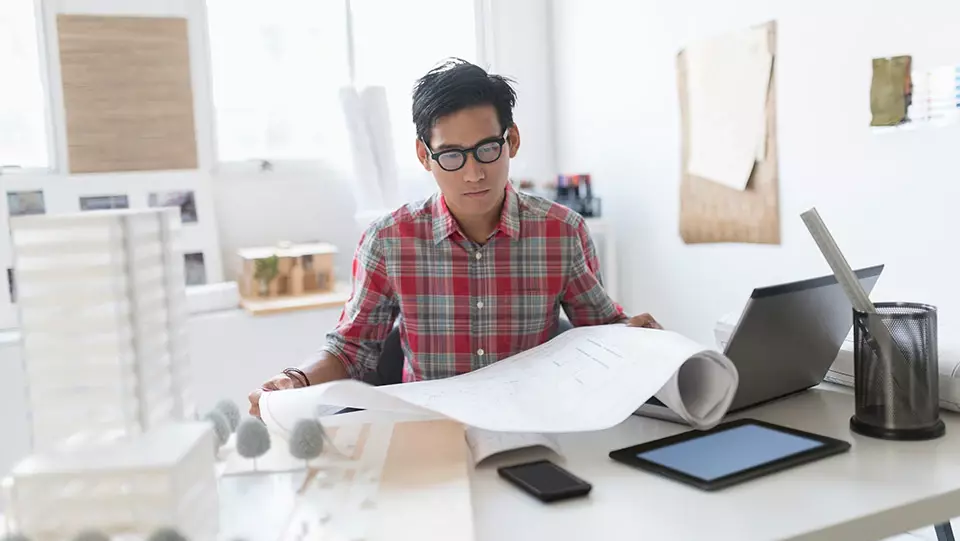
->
[[507, 124, 521, 158], [416, 140, 432, 172]]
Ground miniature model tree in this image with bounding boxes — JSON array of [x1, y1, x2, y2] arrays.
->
[[73, 530, 110, 541], [253, 256, 279, 296], [236, 418, 271, 471], [288, 418, 325, 467], [147, 527, 187, 541], [214, 399, 241, 432], [202, 410, 231, 451]]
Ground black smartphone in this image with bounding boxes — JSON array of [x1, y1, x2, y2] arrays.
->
[[497, 459, 592, 502]]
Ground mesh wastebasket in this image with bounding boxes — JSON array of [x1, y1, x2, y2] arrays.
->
[[850, 302, 945, 440]]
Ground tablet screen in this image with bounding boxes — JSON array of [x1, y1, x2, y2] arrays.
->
[[636, 424, 825, 482]]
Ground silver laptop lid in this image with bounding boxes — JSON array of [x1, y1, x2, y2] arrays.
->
[[724, 264, 884, 411]]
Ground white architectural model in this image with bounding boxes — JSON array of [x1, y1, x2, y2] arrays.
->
[[4, 209, 217, 539], [7, 423, 218, 540], [10, 209, 194, 450]]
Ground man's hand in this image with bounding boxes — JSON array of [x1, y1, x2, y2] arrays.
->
[[248, 373, 302, 418], [626, 313, 663, 330], [248, 354, 350, 418]]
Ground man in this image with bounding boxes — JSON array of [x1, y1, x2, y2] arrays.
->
[[248, 59, 660, 417]]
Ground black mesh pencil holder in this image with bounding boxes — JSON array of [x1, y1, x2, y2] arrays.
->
[[850, 302, 945, 441]]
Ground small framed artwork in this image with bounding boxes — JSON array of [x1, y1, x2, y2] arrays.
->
[[149, 190, 197, 224], [80, 194, 129, 211], [870, 55, 912, 127], [871, 60, 960, 131], [7, 191, 47, 217], [184, 252, 206, 286]]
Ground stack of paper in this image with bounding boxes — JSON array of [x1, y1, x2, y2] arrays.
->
[[260, 325, 740, 434], [825, 336, 960, 413]]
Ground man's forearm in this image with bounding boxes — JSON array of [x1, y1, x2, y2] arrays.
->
[[297, 351, 351, 386]]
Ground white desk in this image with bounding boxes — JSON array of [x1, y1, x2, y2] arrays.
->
[[304, 384, 960, 541]]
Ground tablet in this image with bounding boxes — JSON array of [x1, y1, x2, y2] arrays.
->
[[609, 419, 851, 491]]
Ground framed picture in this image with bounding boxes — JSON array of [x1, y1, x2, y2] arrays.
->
[[7, 191, 46, 217], [149, 190, 197, 224], [6, 269, 15, 303], [184, 252, 206, 286], [79, 194, 129, 211]]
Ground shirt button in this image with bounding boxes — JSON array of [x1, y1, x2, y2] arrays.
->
[[475, 252, 482, 260], [477, 348, 485, 356], [477, 300, 484, 309]]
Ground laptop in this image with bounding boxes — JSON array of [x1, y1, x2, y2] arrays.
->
[[635, 264, 885, 423]]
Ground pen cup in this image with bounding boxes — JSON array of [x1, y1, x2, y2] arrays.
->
[[850, 302, 944, 440]]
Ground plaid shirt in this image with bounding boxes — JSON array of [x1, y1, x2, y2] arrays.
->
[[323, 184, 625, 382]]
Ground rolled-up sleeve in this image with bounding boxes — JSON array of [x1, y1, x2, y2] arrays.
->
[[321, 227, 399, 379], [560, 217, 626, 327]]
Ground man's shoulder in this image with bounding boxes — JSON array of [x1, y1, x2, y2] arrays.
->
[[516, 190, 587, 232], [362, 194, 438, 241]]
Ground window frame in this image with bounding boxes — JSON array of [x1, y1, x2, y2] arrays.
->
[[0, 0, 229, 330], [0, 0, 59, 175], [0, 0, 56, 330], [0, 0, 496, 330], [206, 0, 494, 174]]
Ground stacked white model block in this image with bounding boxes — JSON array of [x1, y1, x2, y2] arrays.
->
[[7, 423, 219, 540], [4, 209, 217, 540], [10, 208, 193, 449]]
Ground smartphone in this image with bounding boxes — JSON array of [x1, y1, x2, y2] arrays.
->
[[497, 459, 592, 502]]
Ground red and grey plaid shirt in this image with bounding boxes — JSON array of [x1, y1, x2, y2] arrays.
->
[[323, 184, 626, 382]]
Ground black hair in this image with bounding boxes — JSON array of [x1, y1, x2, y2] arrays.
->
[[412, 58, 517, 146]]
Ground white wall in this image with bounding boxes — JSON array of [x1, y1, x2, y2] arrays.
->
[[212, 164, 362, 282], [551, 0, 960, 345], [484, 0, 557, 182]]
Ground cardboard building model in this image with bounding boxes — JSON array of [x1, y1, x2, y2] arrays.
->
[[237, 242, 338, 299]]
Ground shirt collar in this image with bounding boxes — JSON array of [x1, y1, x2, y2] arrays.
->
[[432, 184, 521, 244]]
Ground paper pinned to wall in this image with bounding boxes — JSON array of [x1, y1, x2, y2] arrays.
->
[[685, 26, 772, 191], [678, 20, 781, 245], [870, 55, 912, 127]]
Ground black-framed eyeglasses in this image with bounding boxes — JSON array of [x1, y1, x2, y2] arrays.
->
[[423, 130, 508, 172]]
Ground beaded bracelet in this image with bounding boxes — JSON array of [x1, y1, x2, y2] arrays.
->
[[283, 367, 310, 388]]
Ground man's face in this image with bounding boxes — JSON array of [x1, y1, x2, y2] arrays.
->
[[417, 105, 520, 220]]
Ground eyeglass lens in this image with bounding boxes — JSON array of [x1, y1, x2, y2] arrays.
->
[[437, 141, 502, 171]]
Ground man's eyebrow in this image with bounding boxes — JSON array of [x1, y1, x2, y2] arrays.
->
[[432, 135, 501, 152]]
